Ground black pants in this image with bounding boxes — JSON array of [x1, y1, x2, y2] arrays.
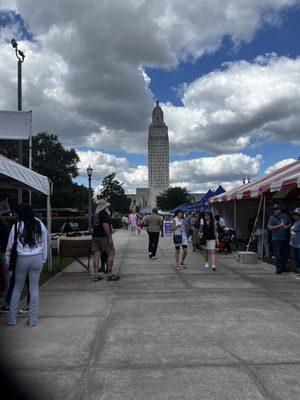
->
[[272, 240, 289, 271], [101, 251, 108, 269], [148, 232, 160, 257], [6, 272, 30, 305]]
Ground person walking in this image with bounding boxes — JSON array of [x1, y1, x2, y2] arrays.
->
[[137, 215, 143, 235], [190, 213, 200, 252], [172, 210, 188, 270], [0, 219, 10, 312], [290, 208, 300, 277], [5, 204, 48, 327], [144, 207, 164, 259], [201, 211, 218, 271], [92, 199, 119, 281], [129, 211, 137, 235], [268, 204, 291, 274]]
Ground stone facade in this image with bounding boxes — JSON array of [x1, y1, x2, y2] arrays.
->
[[148, 101, 169, 207]]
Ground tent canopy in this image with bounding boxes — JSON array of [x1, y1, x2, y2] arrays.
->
[[0, 155, 50, 195], [212, 160, 300, 203]]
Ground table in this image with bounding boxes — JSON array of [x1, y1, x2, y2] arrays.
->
[[58, 236, 93, 276]]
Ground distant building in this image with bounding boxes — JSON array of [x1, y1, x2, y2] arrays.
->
[[148, 100, 169, 207], [126, 102, 203, 212]]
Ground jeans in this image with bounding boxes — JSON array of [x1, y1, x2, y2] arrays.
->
[[148, 232, 160, 257], [7, 253, 43, 325], [292, 247, 300, 272], [255, 229, 270, 258], [272, 240, 289, 271]]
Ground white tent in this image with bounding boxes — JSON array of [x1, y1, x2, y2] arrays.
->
[[0, 155, 52, 271]]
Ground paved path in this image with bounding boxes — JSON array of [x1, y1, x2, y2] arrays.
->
[[1, 230, 300, 400]]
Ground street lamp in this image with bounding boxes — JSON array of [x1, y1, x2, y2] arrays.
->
[[11, 38, 25, 204], [87, 165, 93, 233]]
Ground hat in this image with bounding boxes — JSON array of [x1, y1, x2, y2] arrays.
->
[[273, 204, 282, 210], [95, 199, 110, 213], [152, 207, 159, 213], [292, 207, 300, 216]]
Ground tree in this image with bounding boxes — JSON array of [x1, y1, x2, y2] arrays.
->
[[100, 173, 131, 214], [0, 133, 91, 209], [156, 187, 191, 211]]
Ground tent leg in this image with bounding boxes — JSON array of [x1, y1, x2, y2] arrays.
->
[[261, 195, 266, 262], [47, 194, 52, 272]]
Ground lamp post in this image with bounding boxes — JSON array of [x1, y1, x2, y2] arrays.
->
[[11, 38, 25, 204], [87, 165, 93, 233]]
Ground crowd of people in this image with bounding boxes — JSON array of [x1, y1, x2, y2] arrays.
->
[[0, 200, 299, 327]]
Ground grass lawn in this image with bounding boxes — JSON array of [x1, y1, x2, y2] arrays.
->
[[39, 255, 73, 286]]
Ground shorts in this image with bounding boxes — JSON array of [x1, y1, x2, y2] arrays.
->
[[92, 237, 114, 253], [202, 239, 216, 250], [175, 244, 188, 250]]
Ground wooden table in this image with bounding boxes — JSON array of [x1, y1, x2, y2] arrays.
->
[[58, 236, 93, 276]]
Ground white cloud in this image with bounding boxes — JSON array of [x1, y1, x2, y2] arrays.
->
[[77, 150, 261, 193], [164, 54, 300, 154], [265, 158, 296, 174], [0, 1, 299, 153]]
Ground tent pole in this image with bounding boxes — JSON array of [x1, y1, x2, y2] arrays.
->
[[28, 111, 32, 205], [234, 200, 237, 232], [261, 194, 266, 262], [246, 196, 263, 252], [47, 187, 52, 272]]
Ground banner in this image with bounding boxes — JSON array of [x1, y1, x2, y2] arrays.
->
[[0, 110, 31, 140], [164, 221, 173, 235]]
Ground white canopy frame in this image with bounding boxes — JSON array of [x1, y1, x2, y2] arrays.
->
[[0, 155, 52, 271]]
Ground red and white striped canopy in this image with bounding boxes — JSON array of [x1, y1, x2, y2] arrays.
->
[[212, 160, 300, 203]]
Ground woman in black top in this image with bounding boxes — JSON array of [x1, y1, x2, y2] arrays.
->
[[201, 211, 218, 271]]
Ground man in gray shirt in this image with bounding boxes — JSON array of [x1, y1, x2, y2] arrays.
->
[[144, 208, 164, 260]]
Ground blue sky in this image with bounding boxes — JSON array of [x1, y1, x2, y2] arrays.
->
[[0, 1, 299, 192]]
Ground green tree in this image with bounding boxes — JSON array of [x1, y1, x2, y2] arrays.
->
[[100, 173, 131, 214], [0, 133, 91, 209], [156, 187, 191, 211]]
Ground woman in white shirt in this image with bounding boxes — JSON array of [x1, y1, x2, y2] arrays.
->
[[172, 210, 188, 270], [6, 204, 48, 327]]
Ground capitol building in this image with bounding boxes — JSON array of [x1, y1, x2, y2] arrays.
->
[[127, 101, 202, 211]]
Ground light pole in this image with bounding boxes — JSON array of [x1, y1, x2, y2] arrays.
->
[[87, 165, 93, 233], [11, 38, 25, 204]]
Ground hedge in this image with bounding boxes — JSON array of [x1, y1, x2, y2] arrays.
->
[[0, 216, 122, 233]]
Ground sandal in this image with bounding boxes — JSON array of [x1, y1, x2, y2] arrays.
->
[[94, 276, 103, 282], [176, 265, 182, 270], [107, 274, 120, 281]]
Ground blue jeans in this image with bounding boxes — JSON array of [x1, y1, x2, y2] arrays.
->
[[272, 240, 289, 271], [292, 247, 300, 272], [7, 253, 43, 325]]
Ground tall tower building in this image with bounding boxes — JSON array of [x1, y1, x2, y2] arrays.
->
[[148, 100, 169, 207]]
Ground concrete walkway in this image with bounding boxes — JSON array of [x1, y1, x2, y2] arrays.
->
[[1, 230, 300, 400]]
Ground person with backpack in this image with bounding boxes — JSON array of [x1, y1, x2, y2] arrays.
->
[[5, 204, 48, 327]]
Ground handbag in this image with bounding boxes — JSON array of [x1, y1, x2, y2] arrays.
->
[[8, 223, 18, 272], [173, 234, 182, 244]]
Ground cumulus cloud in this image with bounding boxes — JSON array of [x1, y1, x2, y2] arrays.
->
[[0, 1, 299, 153], [165, 54, 300, 154], [265, 158, 296, 174], [77, 150, 261, 193]]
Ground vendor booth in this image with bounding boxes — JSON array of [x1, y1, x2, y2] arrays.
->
[[211, 160, 300, 241], [0, 155, 52, 271]]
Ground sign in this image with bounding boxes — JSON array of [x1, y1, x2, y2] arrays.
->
[[0, 110, 31, 140], [164, 221, 173, 235]]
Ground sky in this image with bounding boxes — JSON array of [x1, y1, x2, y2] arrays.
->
[[0, 0, 299, 194]]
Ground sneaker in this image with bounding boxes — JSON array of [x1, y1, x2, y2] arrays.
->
[[19, 304, 30, 314], [204, 263, 209, 269], [149, 252, 152, 259], [27, 320, 38, 328], [212, 265, 216, 272], [0, 304, 9, 313], [151, 256, 157, 260]]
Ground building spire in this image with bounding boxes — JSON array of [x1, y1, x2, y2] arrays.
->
[[152, 100, 164, 125]]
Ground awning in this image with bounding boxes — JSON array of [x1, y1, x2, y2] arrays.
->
[[0, 155, 50, 195], [212, 160, 300, 202]]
